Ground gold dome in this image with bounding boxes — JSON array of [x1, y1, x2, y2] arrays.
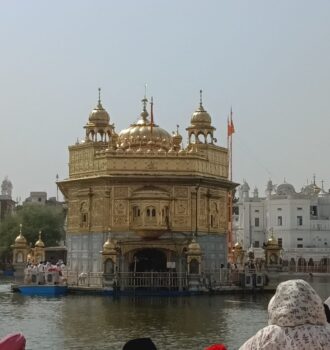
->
[[35, 231, 45, 248], [172, 125, 182, 148], [88, 89, 110, 127], [234, 241, 242, 250], [15, 224, 27, 245], [118, 97, 172, 151], [191, 105, 211, 125], [190, 90, 212, 126], [103, 237, 117, 254], [267, 235, 279, 247], [187, 238, 202, 255]]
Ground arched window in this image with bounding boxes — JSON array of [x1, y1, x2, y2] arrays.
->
[[16, 252, 23, 263], [190, 133, 196, 144], [104, 259, 114, 274], [189, 259, 199, 274], [80, 202, 88, 228], [197, 133, 204, 143], [133, 206, 140, 218], [145, 206, 157, 223], [206, 133, 213, 144]]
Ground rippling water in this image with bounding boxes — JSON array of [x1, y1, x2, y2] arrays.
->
[[0, 277, 329, 350]]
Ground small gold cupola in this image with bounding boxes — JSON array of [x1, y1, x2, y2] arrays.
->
[[35, 230, 45, 248], [88, 88, 110, 127], [15, 224, 27, 245], [186, 90, 216, 145], [84, 88, 114, 143]]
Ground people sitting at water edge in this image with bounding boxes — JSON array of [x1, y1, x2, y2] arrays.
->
[[239, 279, 330, 349], [122, 338, 157, 350], [0, 333, 26, 350]]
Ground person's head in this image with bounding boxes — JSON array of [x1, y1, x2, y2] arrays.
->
[[268, 279, 326, 327], [122, 338, 157, 350], [0, 333, 26, 350]]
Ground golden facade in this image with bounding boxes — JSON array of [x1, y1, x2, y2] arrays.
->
[[58, 90, 236, 275]]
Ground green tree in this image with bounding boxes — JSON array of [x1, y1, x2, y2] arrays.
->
[[0, 204, 65, 261]]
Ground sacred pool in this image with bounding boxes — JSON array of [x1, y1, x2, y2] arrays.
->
[[1, 277, 330, 350]]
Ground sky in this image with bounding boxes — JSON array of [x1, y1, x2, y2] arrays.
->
[[1, 0, 330, 202]]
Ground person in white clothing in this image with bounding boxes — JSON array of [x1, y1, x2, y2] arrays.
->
[[239, 279, 330, 350]]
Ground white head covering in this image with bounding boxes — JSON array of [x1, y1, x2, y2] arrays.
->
[[268, 279, 326, 327], [239, 279, 330, 350]]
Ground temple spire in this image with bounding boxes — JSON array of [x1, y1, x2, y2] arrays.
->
[[97, 87, 103, 108], [199, 89, 203, 108]]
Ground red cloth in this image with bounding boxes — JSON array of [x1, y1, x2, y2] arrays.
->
[[205, 344, 227, 350], [0, 333, 26, 350]]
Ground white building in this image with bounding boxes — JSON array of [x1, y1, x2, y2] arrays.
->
[[233, 179, 330, 271]]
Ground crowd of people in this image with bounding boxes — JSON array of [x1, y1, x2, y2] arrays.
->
[[3, 279, 330, 349], [23, 260, 66, 284]]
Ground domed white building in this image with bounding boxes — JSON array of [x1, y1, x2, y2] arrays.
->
[[233, 178, 330, 272]]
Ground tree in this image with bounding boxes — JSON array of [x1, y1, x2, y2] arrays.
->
[[0, 204, 66, 262]]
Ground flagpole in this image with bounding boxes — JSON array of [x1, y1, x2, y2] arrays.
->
[[228, 108, 234, 261], [150, 96, 154, 134]]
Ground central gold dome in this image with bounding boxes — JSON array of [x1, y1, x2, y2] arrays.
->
[[118, 97, 172, 151]]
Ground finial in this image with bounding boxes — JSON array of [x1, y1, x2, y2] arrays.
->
[[97, 87, 103, 108], [321, 180, 325, 190], [176, 124, 179, 134], [199, 89, 203, 107], [313, 174, 316, 185], [39, 230, 42, 239], [107, 227, 111, 240], [141, 84, 148, 112]]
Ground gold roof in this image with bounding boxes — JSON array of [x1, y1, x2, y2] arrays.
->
[[190, 91, 212, 126], [118, 97, 172, 151], [87, 89, 110, 127], [35, 231, 45, 248], [187, 238, 202, 255], [15, 224, 27, 245], [103, 236, 117, 254], [267, 235, 279, 247]]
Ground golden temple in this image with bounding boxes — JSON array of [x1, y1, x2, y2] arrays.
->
[[57, 89, 236, 282]]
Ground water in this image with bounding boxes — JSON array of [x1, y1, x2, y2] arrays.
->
[[0, 278, 329, 350]]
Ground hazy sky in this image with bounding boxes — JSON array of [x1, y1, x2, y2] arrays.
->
[[1, 0, 330, 201]]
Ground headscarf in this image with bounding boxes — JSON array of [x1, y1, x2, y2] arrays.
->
[[0, 333, 26, 350], [239, 279, 330, 350], [268, 279, 326, 327]]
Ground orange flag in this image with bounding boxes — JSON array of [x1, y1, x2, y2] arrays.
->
[[227, 108, 235, 136]]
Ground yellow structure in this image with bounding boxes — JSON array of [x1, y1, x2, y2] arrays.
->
[[58, 90, 236, 278], [12, 224, 29, 265], [33, 231, 45, 263], [265, 230, 281, 267]]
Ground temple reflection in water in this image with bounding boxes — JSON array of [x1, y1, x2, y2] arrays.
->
[[57, 89, 236, 290]]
